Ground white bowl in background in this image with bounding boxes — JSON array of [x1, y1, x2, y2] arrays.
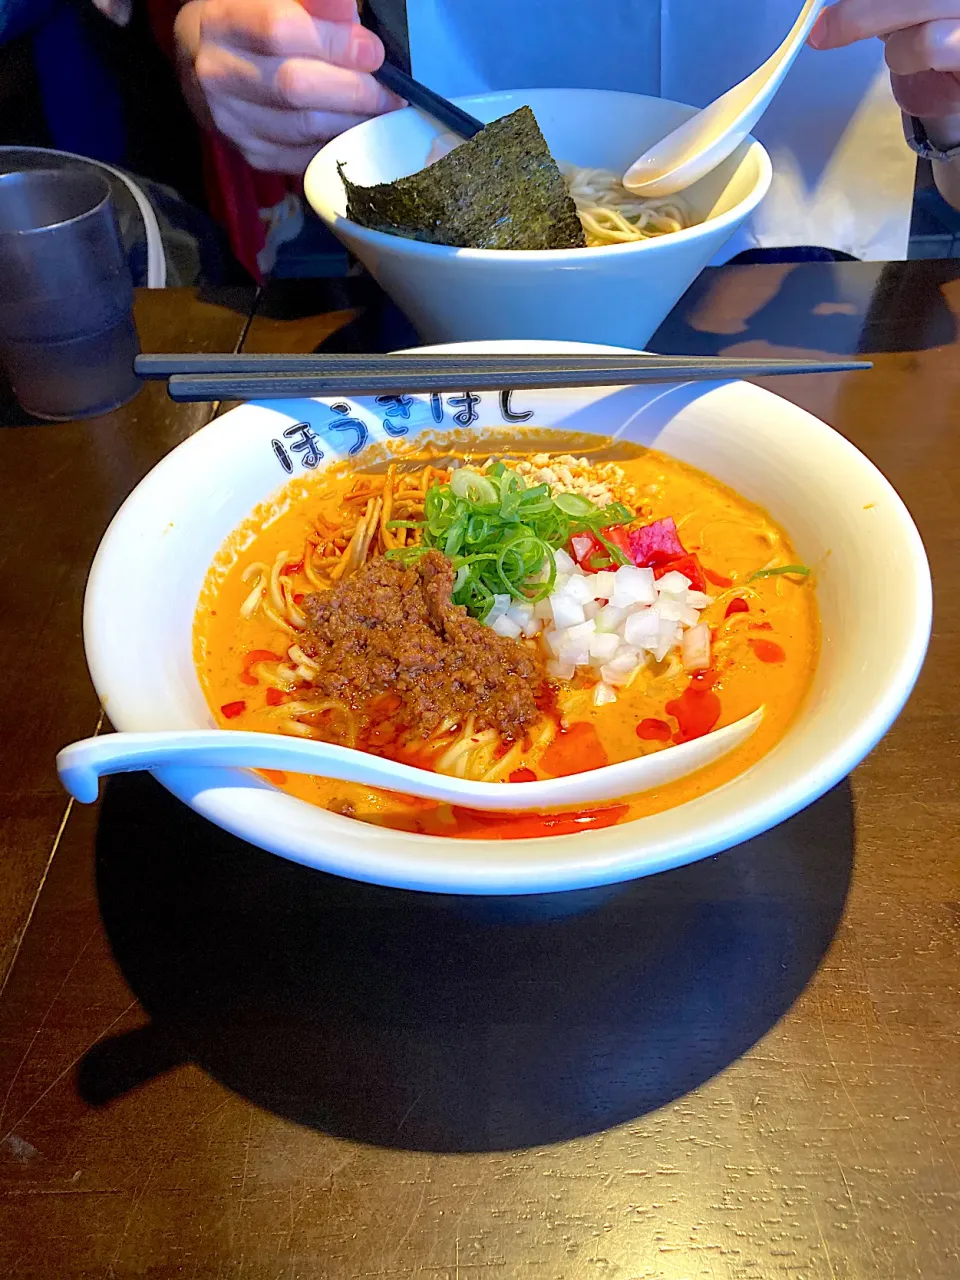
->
[[303, 89, 772, 349], [82, 342, 931, 896]]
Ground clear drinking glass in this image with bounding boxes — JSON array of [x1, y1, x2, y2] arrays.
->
[[0, 168, 141, 420]]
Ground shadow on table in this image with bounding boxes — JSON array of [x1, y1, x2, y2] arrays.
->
[[79, 773, 854, 1153], [255, 261, 960, 360], [651, 260, 960, 357], [0, 370, 43, 428]]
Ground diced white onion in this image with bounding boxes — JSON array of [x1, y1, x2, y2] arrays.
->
[[485, 536, 716, 684], [569, 534, 595, 566], [657, 597, 699, 627], [685, 590, 712, 609], [654, 617, 678, 663], [657, 598, 682, 622], [506, 603, 535, 627], [553, 548, 577, 576], [600, 661, 639, 688], [546, 659, 576, 681], [492, 615, 522, 639], [609, 646, 642, 672], [594, 604, 626, 633], [564, 619, 596, 645], [588, 631, 620, 661], [610, 565, 656, 608], [656, 570, 693, 597], [591, 570, 617, 600], [508, 601, 543, 638], [682, 622, 712, 672], [677, 604, 699, 627], [550, 595, 586, 629], [543, 629, 564, 657], [593, 682, 618, 707], [563, 575, 596, 605], [623, 608, 660, 647], [487, 594, 511, 623], [558, 642, 590, 667]]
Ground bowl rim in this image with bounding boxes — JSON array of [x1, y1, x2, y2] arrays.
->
[[82, 342, 933, 895], [303, 86, 774, 264]]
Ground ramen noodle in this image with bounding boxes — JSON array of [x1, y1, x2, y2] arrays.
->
[[195, 433, 819, 840], [561, 164, 688, 247]]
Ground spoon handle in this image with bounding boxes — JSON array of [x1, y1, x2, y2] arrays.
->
[[56, 713, 763, 813], [765, 0, 827, 73], [57, 730, 469, 807]]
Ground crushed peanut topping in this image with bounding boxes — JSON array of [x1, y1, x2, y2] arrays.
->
[[505, 453, 637, 510]]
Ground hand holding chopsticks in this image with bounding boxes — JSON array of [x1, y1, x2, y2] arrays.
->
[[135, 352, 871, 403]]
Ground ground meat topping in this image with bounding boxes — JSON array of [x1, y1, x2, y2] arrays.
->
[[299, 551, 544, 741]]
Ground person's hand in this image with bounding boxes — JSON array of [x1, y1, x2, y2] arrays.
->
[[809, 1, 960, 120], [174, 0, 403, 174]]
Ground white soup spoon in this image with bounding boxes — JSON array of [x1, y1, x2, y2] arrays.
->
[[623, 0, 826, 198], [57, 709, 763, 812]]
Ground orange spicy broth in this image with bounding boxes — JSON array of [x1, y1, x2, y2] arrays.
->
[[194, 431, 819, 839]]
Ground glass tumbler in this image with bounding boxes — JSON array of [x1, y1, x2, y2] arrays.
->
[[0, 168, 141, 420]]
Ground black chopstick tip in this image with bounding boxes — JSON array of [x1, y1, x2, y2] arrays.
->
[[371, 62, 485, 139]]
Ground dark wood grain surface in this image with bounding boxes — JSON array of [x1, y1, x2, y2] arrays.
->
[[0, 265, 957, 1279], [0, 287, 254, 988]]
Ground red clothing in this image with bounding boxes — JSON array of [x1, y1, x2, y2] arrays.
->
[[147, 0, 300, 282]]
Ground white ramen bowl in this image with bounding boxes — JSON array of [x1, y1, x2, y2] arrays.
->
[[83, 342, 932, 896], [303, 89, 772, 349]]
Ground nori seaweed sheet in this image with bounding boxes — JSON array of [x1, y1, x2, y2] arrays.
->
[[339, 106, 586, 251]]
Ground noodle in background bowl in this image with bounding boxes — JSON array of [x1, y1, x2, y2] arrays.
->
[[83, 342, 932, 895], [303, 89, 772, 349]]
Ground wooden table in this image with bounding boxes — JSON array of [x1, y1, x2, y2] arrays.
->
[[0, 263, 956, 1279]]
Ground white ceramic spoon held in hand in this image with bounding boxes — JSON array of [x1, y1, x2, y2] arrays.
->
[[57, 709, 763, 812], [623, 0, 826, 198]]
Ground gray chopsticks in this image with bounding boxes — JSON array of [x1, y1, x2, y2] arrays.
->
[[134, 351, 872, 402]]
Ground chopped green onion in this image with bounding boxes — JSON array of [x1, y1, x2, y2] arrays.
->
[[592, 529, 631, 567], [602, 501, 634, 524], [450, 467, 498, 505], [554, 492, 595, 517], [748, 564, 810, 582], [384, 459, 634, 617]]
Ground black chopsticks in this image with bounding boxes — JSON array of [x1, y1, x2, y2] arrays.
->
[[135, 352, 872, 403], [372, 60, 485, 139]]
